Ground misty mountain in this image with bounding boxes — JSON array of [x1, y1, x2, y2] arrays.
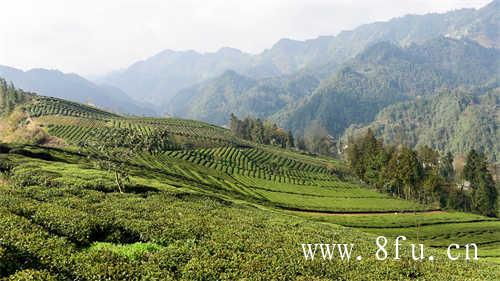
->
[[276, 37, 499, 137], [99, 48, 258, 105], [167, 36, 498, 133], [0, 65, 155, 116], [99, 1, 498, 107], [168, 70, 320, 125]]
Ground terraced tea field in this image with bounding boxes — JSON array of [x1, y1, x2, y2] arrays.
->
[[25, 96, 117, 119], [37, 116, 246, 149], [293, 211, 500, 263], [0, 94, 498, 279], [25, 100, 499, 250]]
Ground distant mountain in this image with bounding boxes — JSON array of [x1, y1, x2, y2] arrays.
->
[[0, 65, 155, 116], [168, 36, 498, 130], [99, 48, 257, 105], [99, 1, 498, 107], [343, 86, 499, 161], [275, 37, 499, 137], [168, 70, 320, 126]]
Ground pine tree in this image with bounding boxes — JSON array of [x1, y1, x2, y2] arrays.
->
[[398, 147, 424, 201], [473, 174, 497, 217], [463, 149, 479, 183], [464, 150, 498, 217]]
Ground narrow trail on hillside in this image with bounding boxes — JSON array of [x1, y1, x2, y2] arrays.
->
[[289, 209, 445, 216]]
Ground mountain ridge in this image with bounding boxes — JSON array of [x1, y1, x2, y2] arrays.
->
[[0, 65, 155, 116], [97, 1, 498, 108]]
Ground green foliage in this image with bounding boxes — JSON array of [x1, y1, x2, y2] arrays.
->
[[0, 78, 32, 116], [41, 115, 246, 150], [346, 129, 388, 186], [229, 114, 294, 148], [464, 150, 498, 217], [24, 95, 117, 119], [169, 70, 320, 126], [87, 242, 162, 260], [439, 152, 455, 181], [346, 130, 498, 217], [3, 269, 57, 281], [346, 87, 499, 161], [0, 139, 498, 279], [282, 38, 499, 138], [0, 76, 498, 279]]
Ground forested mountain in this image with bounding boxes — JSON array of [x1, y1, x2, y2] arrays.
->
[[168, 70, 320, 125], [277, 37, 499, 137], [343, 86, 499, 161], [98, 1, 498, 107], [0, 65, 154, 116]]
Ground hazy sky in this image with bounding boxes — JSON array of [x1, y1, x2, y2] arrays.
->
[[0, 0, 491, 76]]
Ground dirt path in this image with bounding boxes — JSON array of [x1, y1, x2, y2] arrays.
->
[[290, 210, 445, 216]]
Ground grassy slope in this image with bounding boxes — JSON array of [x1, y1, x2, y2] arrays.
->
[[0, 95, 498, 279], [1, 145, 499, 280]]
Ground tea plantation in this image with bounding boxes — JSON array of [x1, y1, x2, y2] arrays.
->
[[0, 94, 498, 280]]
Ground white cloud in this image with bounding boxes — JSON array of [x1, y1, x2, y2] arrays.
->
[[0, 0, 491, 75]]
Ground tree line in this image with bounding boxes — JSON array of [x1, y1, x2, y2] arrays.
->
[[229, 114, 342, 156], [229, 114, 294, 149], [0, 78, 32, 116], [346, 130, 498, 217]]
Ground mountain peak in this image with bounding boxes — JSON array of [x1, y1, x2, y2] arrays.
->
[[355, 41, 404, 62], [271, 38, 304, 52], [216, 47, 243, 56]]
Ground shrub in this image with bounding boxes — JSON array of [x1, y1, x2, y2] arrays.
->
[[3, 269, 57, 281]]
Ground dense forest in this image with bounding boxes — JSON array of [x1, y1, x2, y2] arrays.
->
[[279, 38, 499, 137], [344, 86, 499, 161], [347, 130, 498, 217], [168, 71, 320, 126]]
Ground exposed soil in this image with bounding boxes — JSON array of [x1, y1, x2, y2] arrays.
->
[[291, 210, 446, 216]]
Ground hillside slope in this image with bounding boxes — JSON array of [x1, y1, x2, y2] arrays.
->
[[0, 86, 498, 279], [276, 37, 499, 137], [168, 70, 320, 126], [343, 87, 499, 161]]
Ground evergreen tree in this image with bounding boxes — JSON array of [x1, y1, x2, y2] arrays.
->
[[346, 142, 363, 180], [346, 129, 388, 186], [463, 149, 479, 183], [464, 150, 498, 217], [440, 152, 455, 181], [286, 130, 295, 148], [422, 171, 443, 204]]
